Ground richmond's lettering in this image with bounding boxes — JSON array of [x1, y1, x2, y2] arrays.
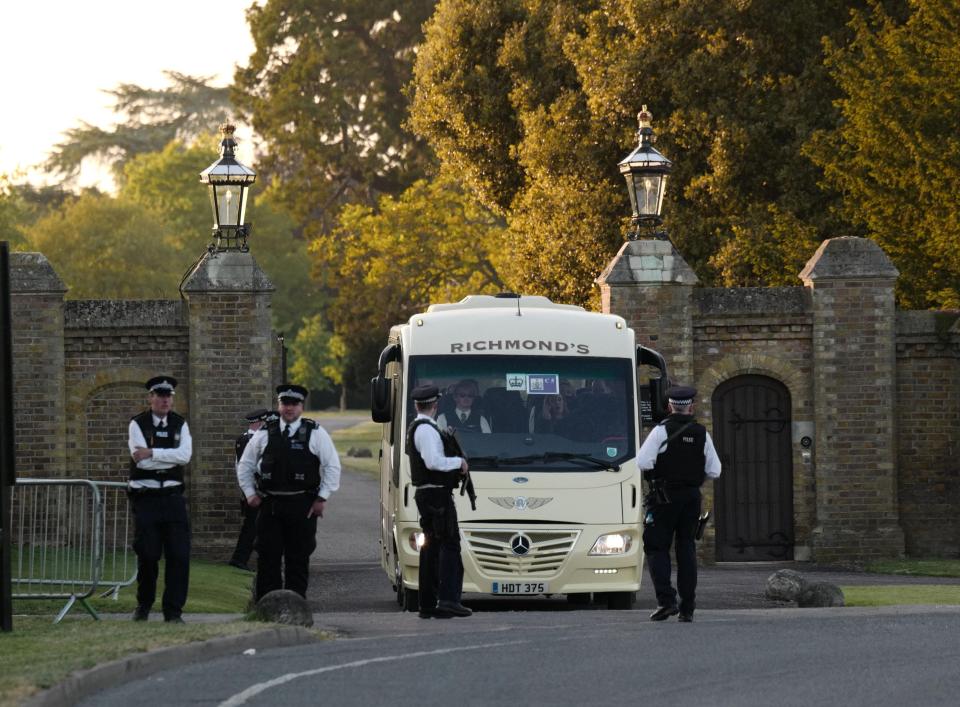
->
[[450, 340, 590, 355]]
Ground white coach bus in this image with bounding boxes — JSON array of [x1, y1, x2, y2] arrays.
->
[[371, 294, 669, 610]]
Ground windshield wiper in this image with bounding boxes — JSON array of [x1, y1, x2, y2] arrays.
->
[[468, 452, 620, 471], [541, 452, 621, 472]]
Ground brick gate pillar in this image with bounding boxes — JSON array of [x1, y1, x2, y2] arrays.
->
[[10, 253, 67, 478], [182, 251, 274, 558], [597, 239, 699, 385], [799, 236, 905, 562]]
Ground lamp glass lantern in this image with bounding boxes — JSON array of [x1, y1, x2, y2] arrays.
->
[[199, 123, 256, 250], [618, 106, 672, 237]]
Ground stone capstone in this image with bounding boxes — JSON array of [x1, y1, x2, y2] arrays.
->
[[596, 239, 699, 286], [9, 252, 67, 294], [254, 589, 314, 627], [797, 581, 845, 608], [799, 236, 899, 282], [180, 250, 275, 293], [765, 569, 808, 602]]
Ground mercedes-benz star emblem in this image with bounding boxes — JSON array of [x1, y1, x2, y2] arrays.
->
[[510, 533, 531, 556]]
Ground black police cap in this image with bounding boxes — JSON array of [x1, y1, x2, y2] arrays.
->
[[244, 408, 274, 422], [411, 384, 440, 404], [146, 375, 177, 394], [667, 385, 697, 405], [276, 383, 308, 402]]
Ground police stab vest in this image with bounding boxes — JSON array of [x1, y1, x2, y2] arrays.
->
[[406, 418, 460, 488], [129, 411, 186, 483], [257, 419, 322, 494], [650, 414, 708, 487], [235, 431, 254, 462]]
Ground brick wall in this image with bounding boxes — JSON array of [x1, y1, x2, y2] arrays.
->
[[895, 312, 960, 556], [63, 300, 189, 484]]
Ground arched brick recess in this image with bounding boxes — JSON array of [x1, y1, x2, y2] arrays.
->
[[65, 369, 191, 481]]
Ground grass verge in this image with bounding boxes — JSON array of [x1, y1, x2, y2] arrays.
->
[[841, 584, 960, 607], [0, 618, 274, 707], [329, 420, 381, 477], [864, 558, 960, 577]]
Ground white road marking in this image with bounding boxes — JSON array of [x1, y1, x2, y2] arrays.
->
[[218, 640, 528, 706]]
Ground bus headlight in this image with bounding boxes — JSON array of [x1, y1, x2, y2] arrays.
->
[[589, 533, 632, 555], [408, 531, 425, 552]]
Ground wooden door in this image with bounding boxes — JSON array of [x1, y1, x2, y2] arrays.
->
[[712, 375, 794, 561]]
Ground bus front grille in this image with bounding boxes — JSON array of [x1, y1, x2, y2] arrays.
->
[[463, 529, 580, 576]]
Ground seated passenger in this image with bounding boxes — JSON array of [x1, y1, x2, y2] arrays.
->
[[437, 380, 491, 434], [528, 394, 570, 435]]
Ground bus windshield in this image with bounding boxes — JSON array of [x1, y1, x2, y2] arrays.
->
[[408, 355, 635, 471]]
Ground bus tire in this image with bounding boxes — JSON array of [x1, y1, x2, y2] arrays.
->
[[394, 557, 403, 606], [566, 592, 591, 606], [401, 586, 419, 612], [606, 591, 636, 610]]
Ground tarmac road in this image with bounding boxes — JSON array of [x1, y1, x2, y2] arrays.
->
[[68, 447, 960, 707], [78, 603, 960, 707]]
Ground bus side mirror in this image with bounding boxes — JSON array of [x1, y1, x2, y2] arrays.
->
[[637, 345, 670, 423], [649, 377, 670, 422], [371, 375, 392, 423]]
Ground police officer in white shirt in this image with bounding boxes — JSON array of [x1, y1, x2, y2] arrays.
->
[[637, 385, 721, 623], [127, 375, 193, 623], [237, 384, 341, 601], [407, 384, 472, 618]]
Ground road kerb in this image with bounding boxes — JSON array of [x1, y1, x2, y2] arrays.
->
[[23, 625, 318, 707]]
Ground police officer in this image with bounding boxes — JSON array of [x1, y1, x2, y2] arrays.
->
[[236, 384, 340, 601], [128, 375, 193, 623], [407, 384, 472, 619], [637, 385, 721, 622], [228, 408, 276, 571]]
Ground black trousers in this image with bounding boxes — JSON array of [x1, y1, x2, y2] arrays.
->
[[414, 487, 463, 609], [254, 494, 317, 600], [230, 498, 258, 566], [642, 486, 701, 614], [131, 491, 191, 618]]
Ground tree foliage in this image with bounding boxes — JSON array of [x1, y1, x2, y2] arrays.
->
[[311, 175, 509, 388], [44, 72, 233, 183], [22, 194, 174, 298], [233, 0, 437, 236], [409, 0, 894, 304], [807, 0, 960, 308]]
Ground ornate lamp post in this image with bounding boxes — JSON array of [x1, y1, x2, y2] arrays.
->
[[618, 105, 672, 240], [199, 123, 256, 252]]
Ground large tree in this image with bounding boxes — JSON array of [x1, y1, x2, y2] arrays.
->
[[44, 72, 233, 185], [233, 0, 437, 236], [312, 174, 510, 390], [806, 0, 960, 308], [22, 194, 174, 298], [409, 0, 893, 305]]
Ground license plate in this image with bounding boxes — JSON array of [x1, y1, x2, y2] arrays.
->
[[491, 581, 548, 595]]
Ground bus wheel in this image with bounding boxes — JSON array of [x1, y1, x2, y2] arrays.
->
[[566, 593, 591, 606], [394, 559, 403, 606], [606, 591, 636, 610], [401, 586, 419, 612]]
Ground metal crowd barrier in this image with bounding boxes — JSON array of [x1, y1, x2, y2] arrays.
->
[[10, 479, 136, 623]]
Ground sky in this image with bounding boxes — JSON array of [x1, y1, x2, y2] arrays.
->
[[0, 1, 257, 190]]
